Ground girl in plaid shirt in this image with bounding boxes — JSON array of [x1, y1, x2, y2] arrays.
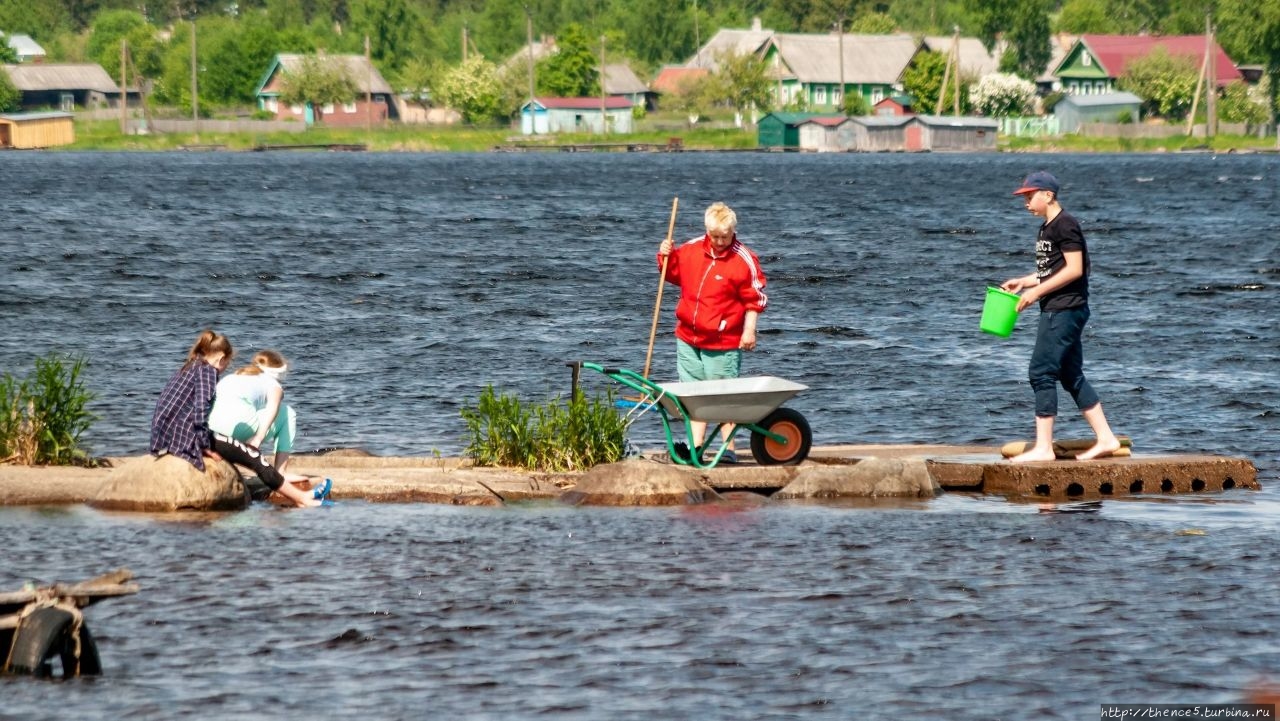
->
[[150, 330, 320, 508]]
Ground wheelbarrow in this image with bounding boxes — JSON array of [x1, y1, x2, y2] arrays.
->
[[574, 361, 812, 469]]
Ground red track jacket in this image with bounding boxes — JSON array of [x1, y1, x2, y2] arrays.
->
[[659, 234, 768, 351]]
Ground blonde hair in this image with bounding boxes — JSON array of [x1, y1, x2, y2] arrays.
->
[[704, 202, 737, 235], [184, 330, 233, 368], [237, 349, 287, 376]]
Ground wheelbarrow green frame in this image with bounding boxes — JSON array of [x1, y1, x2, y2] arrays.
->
[[577, 362, 811, 470]]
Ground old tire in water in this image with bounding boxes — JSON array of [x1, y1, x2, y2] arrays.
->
[[749, 407, 812, 466], [6, 607, 101, 677]]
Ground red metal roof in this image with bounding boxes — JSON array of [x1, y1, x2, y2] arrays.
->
[[532, 96, 633, 110], [1079, 34, 1241, 86]]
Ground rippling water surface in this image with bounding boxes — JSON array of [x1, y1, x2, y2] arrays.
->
[[1, 151, 1278, 719]]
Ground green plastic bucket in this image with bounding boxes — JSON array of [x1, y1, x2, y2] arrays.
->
[[980, 286, 1020, 337]]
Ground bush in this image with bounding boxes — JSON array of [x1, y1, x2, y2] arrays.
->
[[0, 354, 98, 466], [461, 385, 627, 471]]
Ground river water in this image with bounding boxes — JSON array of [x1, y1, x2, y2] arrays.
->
[[1, 151, 1278, 719]]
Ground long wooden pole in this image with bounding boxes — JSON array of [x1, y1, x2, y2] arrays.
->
[[643, 197, 679, 379]]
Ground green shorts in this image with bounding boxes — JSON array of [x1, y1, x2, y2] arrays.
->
[[676, 340, 742, 382]]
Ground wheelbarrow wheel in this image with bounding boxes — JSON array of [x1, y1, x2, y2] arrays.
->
[[750, 407, 812, 466]]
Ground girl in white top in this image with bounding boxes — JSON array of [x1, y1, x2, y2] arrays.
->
[[207, 349, 301, 481]]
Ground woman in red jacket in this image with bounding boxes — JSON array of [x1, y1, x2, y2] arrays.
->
[[658, 202, 768, 463]]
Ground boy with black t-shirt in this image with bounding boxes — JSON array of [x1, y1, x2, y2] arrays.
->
[[1001, 171, 1121, 463]]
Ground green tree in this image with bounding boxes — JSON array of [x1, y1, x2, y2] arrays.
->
[[849, 12, 897, 34], [348, 0, 417, 73], [707, 50, 773, 123], [903, 49, 971, 114], [663, 72, 716, 124], [85, 9, 145, 67], [1217, 80, 1270, 125], [277, 53, 360, 117], [0, 0, 69, 39], [1056, 0, 1113, 34], [537, 23, 598, 97], [435, 54, 503, 123], [995, 0, 1051, 81], [0, 42, 17, 64], [1218, 0, 1280, 135], [197, 14, 281, 106], [0, 68, 21, 111], [618, 0, 694, 67], [1117, 46, 1198, 119]]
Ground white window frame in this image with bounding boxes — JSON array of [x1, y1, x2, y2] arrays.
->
[[1082, 54, 1092, 67], [265, 97, 279, 113], [322, 103, 335, 115], [343, 101, 357, 113], [814, 85, 827, 105]]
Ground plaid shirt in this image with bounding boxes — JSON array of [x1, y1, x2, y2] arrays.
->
[[150, 361, 219, 470]]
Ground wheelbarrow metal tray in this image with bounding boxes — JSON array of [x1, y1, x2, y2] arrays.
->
[[657, 376, 808, 424]]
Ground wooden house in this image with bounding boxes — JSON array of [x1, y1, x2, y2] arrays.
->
[[1054, 91, 1142, 132], [762, 33, 918, 111], [686, 18, 775, 70], [0, 111, 74, 148], [519, 97, 634, 135], [2, 63, 135, 111], [255, 54, 395, 126], [603, 64, 653, 111], [920, 36, 1000, 79], [4, 34, 47, 63], [1054, 35, 1241, 96]]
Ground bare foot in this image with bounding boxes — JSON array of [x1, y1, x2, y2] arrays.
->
[[1077, 437, 1122, 461], [1010, 447, 1057, 463]]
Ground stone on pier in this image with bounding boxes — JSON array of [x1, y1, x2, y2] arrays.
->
[[90, 454, 249, 512]]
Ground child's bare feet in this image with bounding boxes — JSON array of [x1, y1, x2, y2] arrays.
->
[[1077, 437, 1122, 461], [1010, 445, 1057, 463]]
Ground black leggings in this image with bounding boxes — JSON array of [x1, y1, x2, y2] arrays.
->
[[212, 434, 286, 491]]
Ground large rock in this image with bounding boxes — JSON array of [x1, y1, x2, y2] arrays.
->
[[90, 454, 249, 512], [560, 459, 719, 506], [775, 457, 939, 499]]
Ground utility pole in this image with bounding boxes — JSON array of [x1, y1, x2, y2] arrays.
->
[[365, 34, 373, 132], [120, 39, 127, 134], [190, 20, 198, 139], [599, 34, 607, 135], [837, 14, 845, 113], [693, 0, 701, 67], [1206, 15, 1217, 139], [524, 5, 535, 132]]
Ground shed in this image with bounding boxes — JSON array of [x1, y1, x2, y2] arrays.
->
[[519, 97, 634, 135], [2, 63, 132, 111], [1054, 91, 1142, 132], [0, 111, 75, 149], [848, 116, 913, 151], [911, 115, 998, 151], [758, 112, 831, 148], [874, 94, 916, 117], [797, 116, 854, 152]]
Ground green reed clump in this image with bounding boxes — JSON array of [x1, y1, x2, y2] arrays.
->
[[461, 386, 627, 471], [0, 354, 98, 466]]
